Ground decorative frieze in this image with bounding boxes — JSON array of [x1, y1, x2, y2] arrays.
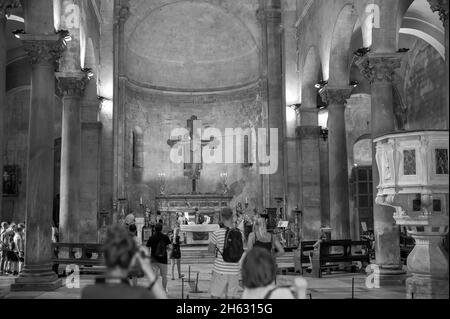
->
[[356, 53, 403, 84]]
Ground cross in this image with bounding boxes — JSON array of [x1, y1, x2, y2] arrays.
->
[[167, 116, 216, 194]]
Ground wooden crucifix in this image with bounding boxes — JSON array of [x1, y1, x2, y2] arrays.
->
[[167, 116, 215, 194]]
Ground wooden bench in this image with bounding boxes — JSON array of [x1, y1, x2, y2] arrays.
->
[[52, 243, 105, 274], [311, 240, 371, 278]]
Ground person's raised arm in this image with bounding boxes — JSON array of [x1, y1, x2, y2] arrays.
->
[[136, 251, 167, 299]]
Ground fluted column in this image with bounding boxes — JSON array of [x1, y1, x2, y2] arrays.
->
[[320, 87, 352, 240], [428, 0, 449, 128], [296, 107, 322, 240], [112, 0, 129, 222], [258, 0, 286, 208], [0, 11, 6, 219], [56, 72, 88, 243], [357, 53, 406, 285], [11, 35, 66, 291]]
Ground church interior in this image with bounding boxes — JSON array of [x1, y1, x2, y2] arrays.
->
[[0, 0, 448, 300]]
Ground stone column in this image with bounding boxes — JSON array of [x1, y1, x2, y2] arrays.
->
[[112, 0, 129, 221], [428, 0, 449, 128], [319, 87, 352, 240], [56, 72, 88, 243], [296, 107, 322, 240], [357, 53, 406, 285], [258, 0, 286, 208], [11, 34, 66, 291], [0, 11, 6, 219]]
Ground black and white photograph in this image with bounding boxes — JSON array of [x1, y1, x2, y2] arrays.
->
[[0, 0, 448, 307]]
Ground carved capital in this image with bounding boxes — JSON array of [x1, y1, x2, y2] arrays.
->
[[356, 53, 403, 84], [56, 72, 89, 97], [21, 34, 66, 67], [0, 0, 20, 19], [115, 0, 130, 24], [427, 0, 449, 25], [319, 86, 352, 106], [296, 126, 321, 140]]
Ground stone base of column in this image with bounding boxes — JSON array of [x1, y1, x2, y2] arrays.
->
[[374, 267, 407, 286], [10, 264, 62, 292], [406, 275, 449, 299]]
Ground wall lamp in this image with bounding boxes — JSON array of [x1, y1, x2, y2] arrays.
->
[[57, 29, 72, 42], [320, 127, 328, 141], [350, 80, 359, 88], [315, 80, 328, 89], [82, 68, 94, 79], [12, 29, 25, 39], [354, 47, 371, 57], [289, 103, 302, 111]]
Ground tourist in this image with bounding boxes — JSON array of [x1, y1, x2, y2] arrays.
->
[[208, 207, 244, 299], [6, 226, 19, 276], [241, 247, 308, 299], [51, 221, 59, 275], [247, 217, 285, 257], [0, 222, 9, 275], [128, 224, 142, 285], [81, 224, 166, 299], [13, 225, 25, 273], [146, 223, 171, 292], [170, 221, 184, 280]]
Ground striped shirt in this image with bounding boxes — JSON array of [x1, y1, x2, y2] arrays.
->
[[209, 228, 242, 275]]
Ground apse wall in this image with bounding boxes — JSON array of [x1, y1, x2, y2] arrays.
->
[[123, 84, 266, 215]]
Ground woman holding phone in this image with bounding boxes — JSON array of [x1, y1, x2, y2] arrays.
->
[[82, 224, 167, 299]]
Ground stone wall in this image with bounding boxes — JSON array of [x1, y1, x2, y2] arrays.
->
[[397, 36, 447, 131]]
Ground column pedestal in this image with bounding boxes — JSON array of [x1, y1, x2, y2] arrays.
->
[[11, 34, 65, 292]]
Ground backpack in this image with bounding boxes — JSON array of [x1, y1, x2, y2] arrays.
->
[[154, 238, 167, 259], [221, 228, 244, 263]]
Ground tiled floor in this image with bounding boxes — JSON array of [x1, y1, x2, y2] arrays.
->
[[0, 263, 406, 299]]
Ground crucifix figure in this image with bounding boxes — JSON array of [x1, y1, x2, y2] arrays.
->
[[167, 116, 215, 194]]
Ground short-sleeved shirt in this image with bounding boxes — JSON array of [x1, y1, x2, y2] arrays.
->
[[146, 232, 171, 264], [13, 233, 24, 252], [209, 228, 242, 275]]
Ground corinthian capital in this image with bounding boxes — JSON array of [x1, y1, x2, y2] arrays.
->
[[427, 0, 449, 24], [115, 0, 130, 24], [319, 86, 352, 106], [56, 71, 89, 97], [21, 34, 67, 67], [0, 0, 20, 18], [355, 53, 403, 84]]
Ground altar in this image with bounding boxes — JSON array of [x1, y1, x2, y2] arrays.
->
[[181, 224, 220, 245], [155, 193, 233, 245]]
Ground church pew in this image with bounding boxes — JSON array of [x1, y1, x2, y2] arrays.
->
[[52, 243, 106, 274], [311, 240, 371, 278]]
